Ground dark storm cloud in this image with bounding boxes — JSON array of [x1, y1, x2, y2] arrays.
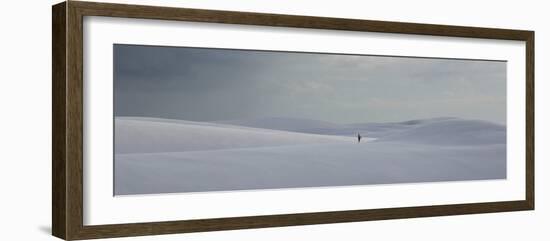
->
[[114, 44, 506, 124]]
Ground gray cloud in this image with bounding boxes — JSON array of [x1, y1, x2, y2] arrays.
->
[[114, 44, 506, 124]]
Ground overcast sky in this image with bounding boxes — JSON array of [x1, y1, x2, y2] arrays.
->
[[114, 44, 506, 124]]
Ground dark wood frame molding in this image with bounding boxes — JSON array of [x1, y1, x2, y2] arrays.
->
[[52, 1, 535, 240]]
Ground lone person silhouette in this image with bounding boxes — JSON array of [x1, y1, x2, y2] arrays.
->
[[357, 133, 362, 143]]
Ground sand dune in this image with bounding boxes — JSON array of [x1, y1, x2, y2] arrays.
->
[[115, 117, 352, 154], [114, 116, 506, 195]]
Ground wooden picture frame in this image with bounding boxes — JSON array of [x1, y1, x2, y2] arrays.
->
[[52, 1, 534, 240]]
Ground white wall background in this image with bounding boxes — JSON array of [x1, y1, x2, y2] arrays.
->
[[0, 0, 547, 240]]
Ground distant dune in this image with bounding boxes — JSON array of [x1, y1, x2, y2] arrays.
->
[[379, 118, 505, 145], [217, 117, 346, 133]]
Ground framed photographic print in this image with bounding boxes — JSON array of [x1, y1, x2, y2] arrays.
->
[[52, 1, 534, 240]]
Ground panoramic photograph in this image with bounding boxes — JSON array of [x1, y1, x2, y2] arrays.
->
[[113, 44, 507, 195]]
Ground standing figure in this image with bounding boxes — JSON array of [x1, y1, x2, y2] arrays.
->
[[357, 133, 362, 143]]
